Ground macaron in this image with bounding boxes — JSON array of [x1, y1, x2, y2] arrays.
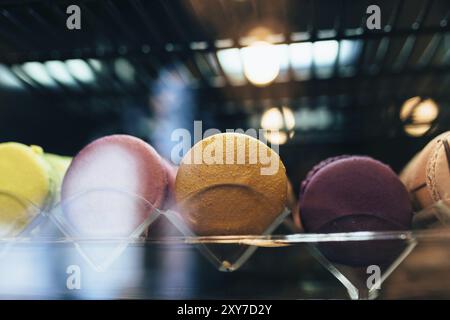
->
[[44, 154, 72, 188], [300, 156, 413, 266], [161, 158, 177, 210], [175, 132, 287, 236], [400, 131, 450, 210], [0, 143, 51, 235], [61, 135, 168, 237]]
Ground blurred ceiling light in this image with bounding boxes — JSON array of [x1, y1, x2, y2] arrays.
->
[[266, 34, 285, 43], [313, 40, 339, 67], [317, 29, 337, 39], [400, 96, 439, 124], [190, 41, 208, 50], [242, 41, 280, 86], [261, 106, 295, 144], [66, 59, 95, 83], [45, 60, 77, 86], [290, 32, 310, 42], [345, 28, 364, 36], [290, 42, 313, 68], [295, 107, 333, 130], [404, 124, 432, 137], [215, 39, 234, 48], [313, 40, 339, 78], [289, 42, 313, 80], [275, 44, 290, 81], [88, 59, 103, 72], [339, 40, 362, 65], [400, 96, 439, 137], [114, 58, 135, 83], [217, 48, 246, 85], [0, 64, 23, 89], [240, 26, 272, 46], [22, 62, 57, 87]]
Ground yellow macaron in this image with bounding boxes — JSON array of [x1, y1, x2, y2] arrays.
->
[[0, 142, 52, 235]]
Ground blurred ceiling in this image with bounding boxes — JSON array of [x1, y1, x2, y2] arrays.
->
[[0, 0, 449, 176]]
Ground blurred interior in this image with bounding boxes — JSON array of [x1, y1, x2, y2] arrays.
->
[[0, 0, 450, 299], [0, 0, 449, 185]]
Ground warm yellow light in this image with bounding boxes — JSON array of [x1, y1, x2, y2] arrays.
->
[[404, 124, 432, 137], [261, 107, 295, 144], [264, 131, 289, 145], [400, 96, 439, 137], [400, 97, 439, 124], [242, 41, 280, 86]]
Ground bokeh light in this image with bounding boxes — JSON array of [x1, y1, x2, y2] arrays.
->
[[261, 107, 295, 144], [242, 41, 281, 86], [400, 96, 439, 137]]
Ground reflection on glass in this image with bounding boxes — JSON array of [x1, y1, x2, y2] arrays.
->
[[150, 66, 195, 162], [0, 245, 53, 298]]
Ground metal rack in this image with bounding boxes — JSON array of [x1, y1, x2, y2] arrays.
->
[[0, 1, 448, 94], [0, 0, 449, 154]]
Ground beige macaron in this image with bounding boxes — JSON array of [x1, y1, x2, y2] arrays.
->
[[175, 132, 287, 236], [400, 131, 450, 209]]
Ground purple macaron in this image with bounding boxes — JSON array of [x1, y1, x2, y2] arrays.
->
[[299, 156, 413, 266]]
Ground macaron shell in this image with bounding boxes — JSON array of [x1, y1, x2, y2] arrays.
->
[[175, 133, 287, 236], [300, 155, 412, 266], [300, 156, 412, 232], [44, 154, 72, 183], [300, 155, 352, 202], [44, 153, 72, 206], [61, 135, 167, 237], [426, 132, 450, 206], [0, 143, 50, 234], [401, 131, 450, 209], [161, 158, 177, 210], [286, 179, 302, 230]]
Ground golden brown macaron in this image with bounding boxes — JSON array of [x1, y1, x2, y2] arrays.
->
[[175, 132, 287, 236], [400, 131, 450, 210]]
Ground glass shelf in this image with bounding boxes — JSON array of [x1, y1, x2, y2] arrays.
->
[[1, 189, 450, 299]]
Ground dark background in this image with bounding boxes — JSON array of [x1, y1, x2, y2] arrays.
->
[[0, 0, 449, 193]]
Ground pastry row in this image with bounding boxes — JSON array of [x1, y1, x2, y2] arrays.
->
[[0, 132, 448, 242]]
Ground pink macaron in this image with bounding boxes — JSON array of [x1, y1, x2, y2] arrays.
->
[[61, 135, 169, 237]]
